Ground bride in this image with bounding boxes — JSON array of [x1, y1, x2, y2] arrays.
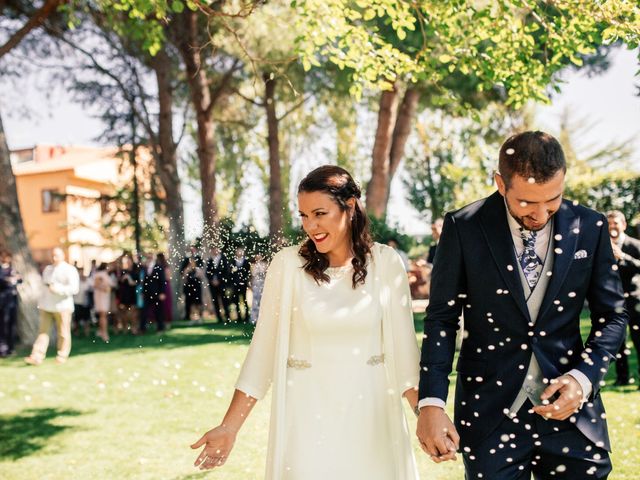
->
[[191, 165, 421, 479]]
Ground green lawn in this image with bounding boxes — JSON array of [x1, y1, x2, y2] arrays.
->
[[0, 315, 638, 480]]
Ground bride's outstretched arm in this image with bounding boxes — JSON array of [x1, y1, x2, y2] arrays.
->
[[190, 249, 290, 471], [191, 389, 257, 470]]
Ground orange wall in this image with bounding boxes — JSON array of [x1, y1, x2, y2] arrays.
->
[[14, 170, 115, 265], [15, 170, 71, 254]]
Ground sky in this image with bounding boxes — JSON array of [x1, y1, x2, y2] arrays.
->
[[2, 46, 639, 238]]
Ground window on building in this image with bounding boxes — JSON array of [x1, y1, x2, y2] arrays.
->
[[42, 189, 63, 213]]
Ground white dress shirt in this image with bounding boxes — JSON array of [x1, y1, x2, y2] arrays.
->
[[39, 261, 80, 312]]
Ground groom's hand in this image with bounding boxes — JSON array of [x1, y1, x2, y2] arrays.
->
[[532, 374, 583, 421], [416, 406, 459, 463]]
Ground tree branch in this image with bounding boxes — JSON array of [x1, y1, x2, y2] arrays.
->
[[232, 87, 264, 107], [206, 58, 241, 116], [0, 0, 65, 58], [277, 94, 313, 122]]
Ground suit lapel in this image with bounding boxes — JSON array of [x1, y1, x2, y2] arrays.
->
[[479, 192, 531, 322], [537, 201, 579, 322]]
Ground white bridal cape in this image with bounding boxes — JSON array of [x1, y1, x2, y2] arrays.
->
[[235, 243, 420, 479]]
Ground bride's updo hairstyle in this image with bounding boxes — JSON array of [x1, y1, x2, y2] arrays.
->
[[297, 165, 373, 289]]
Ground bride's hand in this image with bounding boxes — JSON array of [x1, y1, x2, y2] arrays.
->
[[191, 425, 236, 470]]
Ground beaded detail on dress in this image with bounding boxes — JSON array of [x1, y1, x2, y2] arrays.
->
[[287, 357, 312, 369], [325, 264, 353, 280], [366, 354, 385, 366]]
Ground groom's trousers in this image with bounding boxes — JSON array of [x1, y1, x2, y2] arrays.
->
[[462, 400, 612, 480]]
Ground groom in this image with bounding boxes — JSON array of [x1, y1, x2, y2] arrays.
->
[[416, 131, 628, 479]]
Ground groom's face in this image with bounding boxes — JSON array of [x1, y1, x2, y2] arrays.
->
[[496, 170, 565, 231]]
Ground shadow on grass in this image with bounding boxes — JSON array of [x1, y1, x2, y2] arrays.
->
[[68, 321, 255, 357], [0, 407, 83, 460], [172, 471, 212, 480], [5, 322, 255, 362]]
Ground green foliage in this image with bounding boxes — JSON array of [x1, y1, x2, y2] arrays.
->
[[566, 172, 640, 228], [556, 108, 639, 227], [403, 104, 516, 220], [368, 214, 413, 252], [294, 0, 640, 104]]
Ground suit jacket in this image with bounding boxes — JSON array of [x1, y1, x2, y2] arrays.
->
[[619, 235, 640, 315], [205, 255, 230, 288], [418, 191, 628, 451], [229, 257, 251, 290], [142, 263, 166, 300], [427, 243, 437, 264], [180, 254, 204, 273]]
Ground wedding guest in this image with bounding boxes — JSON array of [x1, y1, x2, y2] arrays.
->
[[0, 249, 21, 357], [249, 252, 268, 324], [426, 217, 443, 265], [116, 255, 139, 335], [157, 253, 173, 327], [141, 253, 167, 333], [205, 246, 231, 323], [93, 262, 115, 342], [72, 266, 92, 337], [183, 257, 206, 322], [25, 247, 79, 365], [229, 247, 250, 323], [607, 210, 640, 387]]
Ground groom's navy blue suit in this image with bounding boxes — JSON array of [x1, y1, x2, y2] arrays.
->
[[419, 192, 627, 476]]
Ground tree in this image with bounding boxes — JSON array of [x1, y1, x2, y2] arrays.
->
[[0, 0, 68, 343], [169, 7, 243, 237], [558, 107, 639, 224], [403, 104, 527, 220], [295, 0, 640, 219], [0, 0, 188, 340]]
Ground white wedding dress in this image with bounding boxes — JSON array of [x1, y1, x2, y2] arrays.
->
[[236, 244, 420, 480]]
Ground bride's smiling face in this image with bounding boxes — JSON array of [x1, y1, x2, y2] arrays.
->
[[298, 191, 354, 255]]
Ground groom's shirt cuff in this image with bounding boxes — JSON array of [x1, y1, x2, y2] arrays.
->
[[418, 397, 446, 410], [567, 369, 592, 401]]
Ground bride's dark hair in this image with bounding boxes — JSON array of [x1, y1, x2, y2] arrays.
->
[[297, 165, 372, 289]]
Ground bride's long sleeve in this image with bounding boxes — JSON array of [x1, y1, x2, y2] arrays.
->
[[384, 247, 421, 393], [235, 249, 288, 400]]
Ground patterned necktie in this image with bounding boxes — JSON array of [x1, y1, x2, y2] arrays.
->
[[519, 228, 543, 289]]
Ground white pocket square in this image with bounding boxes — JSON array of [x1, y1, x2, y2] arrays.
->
[[574, 249, 588, 259]]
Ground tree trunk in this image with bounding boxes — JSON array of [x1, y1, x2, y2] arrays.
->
[[385, 87, 420, 206], [366, 85, 421, 219], [366, 84, 399, 219], [0, 0, 63, 57], [0, 109, 41, 345], [264, 72, 283, 238], [149, 47, 185, 319], [389, 87, 420, 178], [175, 10, 218, 236]]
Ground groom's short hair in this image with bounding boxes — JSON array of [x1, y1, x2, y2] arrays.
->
[[498, 131, 566, 189]]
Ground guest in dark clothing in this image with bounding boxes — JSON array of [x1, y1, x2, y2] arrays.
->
[[182, 257, 206, 322], [0, 249, 21, 357], [117, 255, 139, 334], [426, 217, 443, 264], [229, 247, 250, 323], [608, 210, 640, 387], [180, 244, 204, 273], [141, 253, 167, 333], [156, 253, 173, 326], [205, 246, 231, 322]]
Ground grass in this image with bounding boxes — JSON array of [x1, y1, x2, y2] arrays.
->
[[0, 314, 638, 480]]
